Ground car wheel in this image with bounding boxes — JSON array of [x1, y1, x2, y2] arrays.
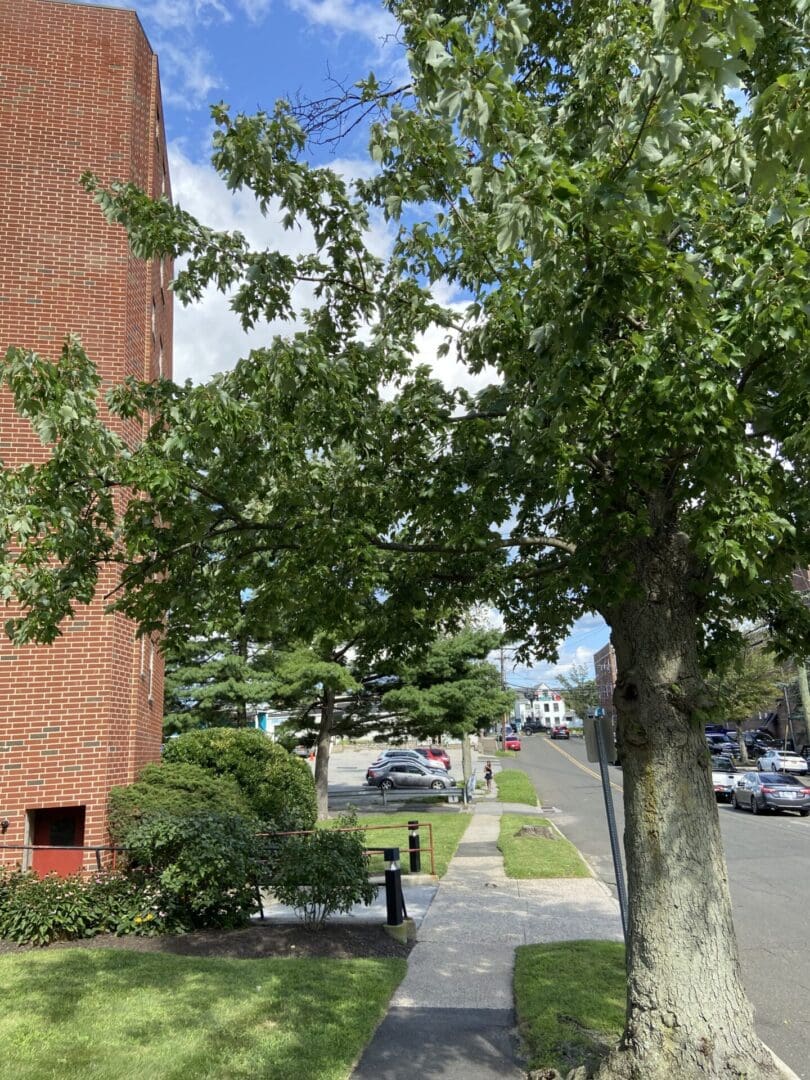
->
[[731, 793, 740, 810], [751, 797, 758, 814], [380, 779, 394, 790], [430, 779, 444, 790], [800, 808, 809, 817]]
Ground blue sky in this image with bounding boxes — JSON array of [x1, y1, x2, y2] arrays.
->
[[94, 0, 611, 682]]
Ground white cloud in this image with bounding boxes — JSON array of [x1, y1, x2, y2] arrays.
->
[[157, 42, 223, 108], [288, 0, 396, 46], [494, 615, 610, 688], [137, 0, 232, 31]]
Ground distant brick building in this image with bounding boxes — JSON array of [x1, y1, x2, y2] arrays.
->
[[593, 642, 617, 722], [0, 0, 171, 873]]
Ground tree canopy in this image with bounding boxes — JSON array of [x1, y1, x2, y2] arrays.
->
[[556, 662, 599, 723], [381, 627, 514, 741]]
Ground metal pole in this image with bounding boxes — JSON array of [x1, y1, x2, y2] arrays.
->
[[383, 847, 404, 926], [594, 717, 628, 940], [407, 821, 421, 873]]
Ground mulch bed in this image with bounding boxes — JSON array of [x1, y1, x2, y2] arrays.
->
[[0, 922, 413, 960]]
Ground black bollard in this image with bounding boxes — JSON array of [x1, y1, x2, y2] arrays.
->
[[383, 846, 404, 926], [408, 820, 421, 873]]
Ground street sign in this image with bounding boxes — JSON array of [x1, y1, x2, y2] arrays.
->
[[584, 715, 618, 764]]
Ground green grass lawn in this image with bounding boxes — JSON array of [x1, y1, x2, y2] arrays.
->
[[494, 769, 538, 806], [497, 814, 590, 878], [328, 812, 471, 877], [495, 749, 518, 758], [0, 949, 405, 1080], [515, 941, 625, 1075]]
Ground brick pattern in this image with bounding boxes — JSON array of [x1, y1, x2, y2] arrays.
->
[[0, 0, 172, 867]]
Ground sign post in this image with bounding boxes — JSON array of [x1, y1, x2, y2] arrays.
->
[[584, 709, 628, 940]]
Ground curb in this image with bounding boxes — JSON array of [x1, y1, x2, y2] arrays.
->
[[765, 1044, 801, 1080]]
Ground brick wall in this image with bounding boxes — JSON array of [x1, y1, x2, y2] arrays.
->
[[0, 0, 172, 866]]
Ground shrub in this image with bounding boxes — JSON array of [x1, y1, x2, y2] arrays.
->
[[124, 811, 262, 930], [108, 761, 255, 845], [271, 812, 376, 930], [0, 868, 166, 946], [162, 728, 317, 829]]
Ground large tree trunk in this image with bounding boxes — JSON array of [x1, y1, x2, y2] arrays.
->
[[314, 687, 335, 820], [596, 533, 779, 1080]]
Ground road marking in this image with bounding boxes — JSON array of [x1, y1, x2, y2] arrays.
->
[[545, 739, 624, 794]]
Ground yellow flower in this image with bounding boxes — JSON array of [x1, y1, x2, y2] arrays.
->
[[134, 916, 142, 925]]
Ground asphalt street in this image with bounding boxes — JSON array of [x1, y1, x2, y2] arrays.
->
[[508, 734, 810, 1079]]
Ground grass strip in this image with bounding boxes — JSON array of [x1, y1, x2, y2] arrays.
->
[[0, 949, 405, 1080], [515, 941, 625, 1076], [498, 813, 590, 878], [495, 769, 538, 806], [324, 811, 471, 877]]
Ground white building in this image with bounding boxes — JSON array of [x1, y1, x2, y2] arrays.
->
[[513, 684, 568, 729]]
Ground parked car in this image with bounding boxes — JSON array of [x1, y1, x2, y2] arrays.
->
[[522, 721, 543, 735], [369, 748, 429, 766], [705, 733, 737, 756], [549, 725, 570, 740], [756, 750, 809, 775], [503, 734, 521, 751], [414, 746, 451, 770], [732, 772, 810, 815], [366, 759, 457, 790], [710, 756, 737, 802]]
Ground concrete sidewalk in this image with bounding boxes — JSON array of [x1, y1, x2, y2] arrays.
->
[[352, 797, 623, 1079]]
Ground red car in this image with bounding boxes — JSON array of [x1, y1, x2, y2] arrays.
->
[[550, 725, 570, 740], [415, 746, 451, 770], [504, 735, 521, 751]]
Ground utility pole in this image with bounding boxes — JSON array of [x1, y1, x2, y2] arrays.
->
[[500, 644, 508, 745], [797, 664, 810, 750]]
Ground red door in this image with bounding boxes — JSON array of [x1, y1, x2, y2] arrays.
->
[[31, 807, 86, 877]]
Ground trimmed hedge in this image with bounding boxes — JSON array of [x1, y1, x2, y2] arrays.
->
[[162, 728, 317, 829], [108, 761, 255, 844], [125, 811, 263, 930]]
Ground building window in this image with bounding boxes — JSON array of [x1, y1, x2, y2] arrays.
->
[[148, 643, 155, 703], [140, 636, 146, 678], [544, 703, 550, 713], [553, 702, 560, 712]]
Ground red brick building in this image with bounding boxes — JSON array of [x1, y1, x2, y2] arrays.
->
[[0, 0, 171, 873], [593, 641, 617, 723]]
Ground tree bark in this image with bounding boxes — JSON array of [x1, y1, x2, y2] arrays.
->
[[596, 532, 778, 1080], [314, 687, 335, 820]]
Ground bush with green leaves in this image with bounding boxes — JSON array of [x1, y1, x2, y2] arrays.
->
[[271, 812, 376, 930], [124, 811, 262, 930], [162, 728, 317, 829], [0, 868, 166, 946], [108, 760, 255, 845]]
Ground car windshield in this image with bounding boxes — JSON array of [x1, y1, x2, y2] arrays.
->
[[759, 774, 802, 785], [711, 757, 735, 770]]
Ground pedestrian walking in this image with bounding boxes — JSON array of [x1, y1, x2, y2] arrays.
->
[[484, 760, 493, 793]]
